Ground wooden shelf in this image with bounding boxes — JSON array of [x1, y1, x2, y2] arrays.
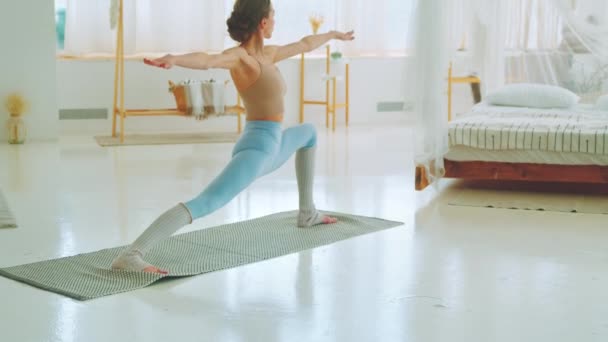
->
[[299, 45, 350, 131], [111, 0, 245, 143]]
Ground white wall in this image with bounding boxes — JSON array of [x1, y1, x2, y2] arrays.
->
[[57, 56, 416, 135], [57, 55, 477, 136], [0, 1, 58, 141]]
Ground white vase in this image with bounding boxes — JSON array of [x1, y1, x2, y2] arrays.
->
[[6, 114, 26, 144]]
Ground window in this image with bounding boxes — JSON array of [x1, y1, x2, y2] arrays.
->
[[55, 0, 67, 51]]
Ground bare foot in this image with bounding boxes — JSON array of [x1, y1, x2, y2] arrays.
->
[[322, 216, 338, 224], [142, 266, 169, 275], [298, 210, 338, 227], [111, 250, 169, 275]]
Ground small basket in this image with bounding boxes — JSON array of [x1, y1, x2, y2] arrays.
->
[[169, 81, 188, 113], [169, 80, 231, 119]]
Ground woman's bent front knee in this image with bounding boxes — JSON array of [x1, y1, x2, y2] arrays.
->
[[184, 149, 274, 219], [301, 123, 317, 148]]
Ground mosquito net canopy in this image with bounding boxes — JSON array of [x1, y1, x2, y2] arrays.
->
[[405, 0, 608, 185]]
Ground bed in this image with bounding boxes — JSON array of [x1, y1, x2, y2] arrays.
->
[[415, 103, 608, 190]]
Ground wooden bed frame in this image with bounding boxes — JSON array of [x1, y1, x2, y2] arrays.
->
[[415, 162, 608, 191], [415, 64, 608, 191]]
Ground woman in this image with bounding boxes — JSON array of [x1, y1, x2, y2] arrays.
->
[[111, 0, 354, 274]]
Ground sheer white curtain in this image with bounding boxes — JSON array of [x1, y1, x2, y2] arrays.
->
[[499, 0, 608, 101], [261, 0, 412, 55], [135, 0, 226, 53], [503, 0, 563, 50], [64, 0, 226, 55], [405, 0, 452, 183], [468, 0, 508, 93], [335, 0, 409, 55], [261, 0, 337, 46], [445, 0, 567, 55], [63, 0, 414, 56], [64, 0, 120, 55]]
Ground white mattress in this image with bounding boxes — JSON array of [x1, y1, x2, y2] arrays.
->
[[445, 145, 608, 166], [446, 104, 608, 166]]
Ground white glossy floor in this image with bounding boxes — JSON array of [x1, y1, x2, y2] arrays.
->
[[1, 123, 607, 342]]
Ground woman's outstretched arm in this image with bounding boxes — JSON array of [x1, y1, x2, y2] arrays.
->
[[268, 30, 355, 63], [144, 48, 244, 70]]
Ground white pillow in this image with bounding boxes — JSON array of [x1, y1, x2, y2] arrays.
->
[[484, 83, 580, 109], [595, 94, 608, 110]]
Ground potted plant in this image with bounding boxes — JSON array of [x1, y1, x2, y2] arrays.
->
[[4, 93, 28, 144], [331, 51, 343, 63], [329, 50, 347, 77]]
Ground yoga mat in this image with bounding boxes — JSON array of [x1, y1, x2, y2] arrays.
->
[[0, 211, 402, 301]]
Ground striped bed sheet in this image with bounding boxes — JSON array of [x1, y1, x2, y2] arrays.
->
[[448, 104, 608, 157]]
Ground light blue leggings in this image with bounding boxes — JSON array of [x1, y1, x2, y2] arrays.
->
[[183, 121, 317, 220]]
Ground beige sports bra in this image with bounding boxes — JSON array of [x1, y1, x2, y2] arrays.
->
[[239, 58, 287, 120]]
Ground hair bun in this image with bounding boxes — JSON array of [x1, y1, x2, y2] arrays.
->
[[227, 11, 257, 43], [226, 0, 271, 43]]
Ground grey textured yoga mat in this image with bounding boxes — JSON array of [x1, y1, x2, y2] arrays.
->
[[0, 189, 17, 228], [0, 211, 402, 301]]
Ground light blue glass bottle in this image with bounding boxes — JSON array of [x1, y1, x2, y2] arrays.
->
[[56, 8, 66, 50]]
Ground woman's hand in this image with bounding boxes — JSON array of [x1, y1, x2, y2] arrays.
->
[[143, 54, 176, 69], [333, 30, 355, 41]]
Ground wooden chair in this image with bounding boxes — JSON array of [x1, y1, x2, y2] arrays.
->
[[447, 62, 481, 121]]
